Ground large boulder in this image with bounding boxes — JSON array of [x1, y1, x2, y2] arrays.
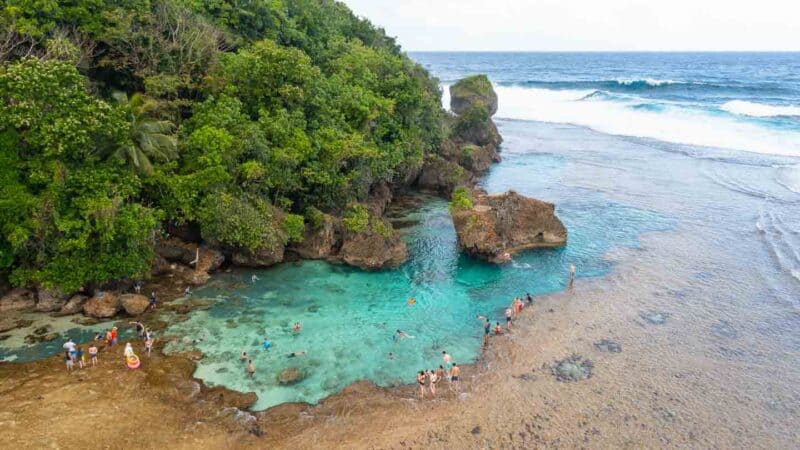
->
[[451, 189, 567, 264], [120, 294, 150, 316], [59, 294, 89, 315], [157, 238, 224, 273], [450, 75, 498, 117], [83, 291, 122, 318], [416, 155, 471, 195], [289, 214, 339, 260], [35, 287, 69, 312], [339, 220, 408, 270], [0, 288, 36, 312], [231, 240, 285, 267]]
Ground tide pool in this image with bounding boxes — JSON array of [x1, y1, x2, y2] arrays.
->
[[163, 151, 671, 410]]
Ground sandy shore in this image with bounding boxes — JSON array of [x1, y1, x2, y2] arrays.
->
[[1, 232, 798, 449]]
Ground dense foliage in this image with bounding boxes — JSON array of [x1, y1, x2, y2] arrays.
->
[[0, 0, 446, 290]]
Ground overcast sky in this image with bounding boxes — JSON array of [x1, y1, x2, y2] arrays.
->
[[341, 0, 800, 52]]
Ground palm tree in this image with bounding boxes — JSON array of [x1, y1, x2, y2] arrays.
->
[[114, 92, 178, 176]]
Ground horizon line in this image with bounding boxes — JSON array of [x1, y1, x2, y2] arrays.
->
[[406, 50, 800, 53]]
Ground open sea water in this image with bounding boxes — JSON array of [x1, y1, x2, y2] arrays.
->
[[3, 53, 799, 414]]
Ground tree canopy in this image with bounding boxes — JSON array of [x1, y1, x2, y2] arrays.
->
[[0, 0, 447, 290]]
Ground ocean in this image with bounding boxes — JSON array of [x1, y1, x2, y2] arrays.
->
[[3, 54, 799, 424]]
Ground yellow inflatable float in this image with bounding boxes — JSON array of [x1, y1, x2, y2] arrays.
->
[[126, 354, 140, 369]]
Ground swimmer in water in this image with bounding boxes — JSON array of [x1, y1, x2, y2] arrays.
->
[[292, 322, 301, 333], [394, 329, 413, 343], [388, 352, 395, 360], [262, 338, 271, 350], [408, 297, 416, 305], [240, 351, 247, 361], [287, 351, 306, 358], [251, 274, 259, 284]]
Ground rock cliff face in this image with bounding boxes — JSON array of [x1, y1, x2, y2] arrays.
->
[[451, 189, 567, 264], [339, 227, 408, 270]]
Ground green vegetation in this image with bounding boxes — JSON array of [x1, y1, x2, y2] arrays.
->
[[0, 0, 446, 290], [450, 75, 493, 98], [342, 204, 370, 233], [449, 187, 474, 213]]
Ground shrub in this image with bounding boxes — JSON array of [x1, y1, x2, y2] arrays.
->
[[282, 214, 305, 243], [343, 203, 370, 233], [449, 187, 473, 213]]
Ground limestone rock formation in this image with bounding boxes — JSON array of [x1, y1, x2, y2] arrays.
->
[[416, 155, 471, 195], [120, 294, 150, 316], [289, 214, 339, 260], [451, 189, 567, 264], [59, 295, 89, 315], [449, 75, 498, 116], [83, 291, 122, 318], [338, 216, 408, 270], [35, 287, 69, 312], [0, 288, 36, 312], [231, 239, 286, 267]]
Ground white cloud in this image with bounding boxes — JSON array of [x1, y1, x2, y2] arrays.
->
[[341, 0, 800, 51]]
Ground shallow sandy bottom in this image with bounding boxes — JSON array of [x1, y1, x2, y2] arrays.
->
[[2, 229, 798, 449]]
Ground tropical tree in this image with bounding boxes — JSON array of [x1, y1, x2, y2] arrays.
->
[[114, 92, 178, 175]]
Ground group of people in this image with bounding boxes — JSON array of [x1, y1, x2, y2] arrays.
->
[[63, 338, 99, 372], [241, 320, 305, 378], [416, 351, 461, 399]]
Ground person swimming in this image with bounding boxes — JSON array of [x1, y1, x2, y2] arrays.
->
[[262, 338, 271, 350], [292, 322, 301, 333], [240, 351, 248, 361], [394, 329, 413, 343], [287, 351, 306, 358]]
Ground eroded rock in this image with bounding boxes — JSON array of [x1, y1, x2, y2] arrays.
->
[[120, 294, 150, 316], [450, 74, 498, 116], [0, 288, 36, 312], [339, 222, 408, 270], [35, 287, 68, 312], [59, 295, 89, 315], [451, 189, 567, 263], [277, 367, 305, 385], [83, 291, 122, 318]]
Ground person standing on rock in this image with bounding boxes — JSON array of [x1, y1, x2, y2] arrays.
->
[[416, 371, 426, 398], [89, 344, 99, 366], [569, 264, 576, 290], [130, 321, 145, 339], [148, 292, 158, 311], [145, 336, 154, 356], [442, 351, 452, 376], [525, 293, 533, 306], [428, 369, 438, 397], [65, 350, 74, 372], [483, 318, 491, 347], [505, 307, 513, 331], [450, 363, 461, 392], [110, 327, 118, 346]]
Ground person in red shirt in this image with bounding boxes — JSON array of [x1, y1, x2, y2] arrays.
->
[[110, 327, 118, 346]]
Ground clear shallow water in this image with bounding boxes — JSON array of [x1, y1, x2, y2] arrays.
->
[[163, 152, 670, 410], [4, 53, 800, 417]]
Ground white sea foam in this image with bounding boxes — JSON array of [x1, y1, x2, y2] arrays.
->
[[491, 85, 800, 157], [721, 100, 800, 118], [616, 78, 681, 87]]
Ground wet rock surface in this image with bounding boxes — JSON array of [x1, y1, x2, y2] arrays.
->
[[35, 288, 69, 312], [58, 294, 89, 315], [339, 226, 408, 270], [552, 355, 594, 382]]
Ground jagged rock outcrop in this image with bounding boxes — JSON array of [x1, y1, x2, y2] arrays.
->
[[59, 294, 89, 315], [450, 75, 498, 116], [451, 189, 567, 264], [231, 238, 286, 268], [339, 225, 408, 270], [35, 287, 69, 312], [0, 288, 36, 312], [417, 155, 471, 195], [120, 294, 150, 316], [289, 214, 339, 260], [83, 291, 122, 318]]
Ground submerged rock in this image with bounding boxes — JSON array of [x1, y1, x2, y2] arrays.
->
[[451, 189, 567, 263], [83, 291, 122, 318], [594, 339, 622, 353], [639, 310, 669, 325], [552, 355, 594, 382], [120, 294, 150, 316], [0, 288, 36, 312], [277, 367, 305, 385]]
